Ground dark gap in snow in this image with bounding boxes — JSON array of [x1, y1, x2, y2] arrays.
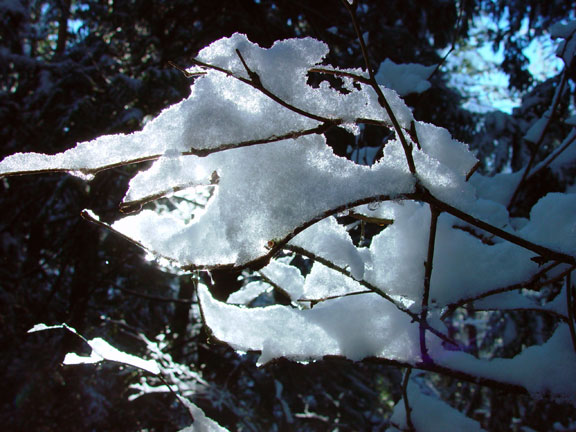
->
[[327, 123, 395, 166], [306, 71, 351, 95]]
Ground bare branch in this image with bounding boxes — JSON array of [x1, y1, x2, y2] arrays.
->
[[402, 367, 416, 432], [567, 271, 576, 353], [420, 206, 440, 364], [340, 0, 416, 174], [508, 68, 570, 210], [285, 243, 459, 348], [423, 192, 576, 267], [190, 55, 338, 125], [441, 262, 568, 318]]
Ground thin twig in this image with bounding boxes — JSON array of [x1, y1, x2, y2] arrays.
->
[[114, 285, 194, 305], [285, 244, 458, 348], [465, 161, 481, 182], [420, 206, 439, 364], [402, 367, 416, 432], [298, 289, 372, 306], [356, 356, 528, 395], [424, 0, 466, 84], [80, 210, 179, 266], [526, 129, 576, 181], [567, 271, 576, 352], [423, 192, 576, 266], [441, 262, 566, 319], [168, 60, 207, 78], [340, 0, 416, 174], [508, 69, 570, 210], [190, 55, 337, 125], [180, 192, 419, 272]]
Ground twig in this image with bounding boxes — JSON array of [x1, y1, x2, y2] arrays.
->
[[567, 271, 576, 352], [298, 289, 373, 306], [526, 129, 576, 181], [0, 123, 342, 181], [113, 285, 194, 305], [420, 207, 439, 364], [309, 67, 371, 85], [402, 367, 415, 432], [424, 0, 466, 84], [80, 210, 180, 267], [168, 61, 207, 78], [190, 54, 337, 125], [424, 192, 576, 266], [465, 161, 481, 182], [508, 69, 569, 210], [441, 262, 566, 319], [340, 0, 416, 174], [357, 356, 529, 395], [180, 192, 420, 272], [285, 244, 458, 348]]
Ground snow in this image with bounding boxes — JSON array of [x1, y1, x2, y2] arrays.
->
[[178, 398, 230, 432], [520, 193, 576, 256], [64, 337, 161, 375], [28, 323, 160, 374], [260, 258, 305, 302], [434, 324, 576, 405], [301, 262, 366, 302], [289, 216, 365, 280], [387, 382, 486, 432], [549, 21, 576, 40], [524, 116, 548, 143], [470, 171, 524, 206], [198, 285, 423, 365], [113, 135, 415, 268], [364, 201, 431, 302], [191, 33, 414, 126], [227, 280, 270, 305], [375, 59, 435, 96], [0, 34, 417, 179], [431, 212, 537, 306], [8, 31, 576, 416]]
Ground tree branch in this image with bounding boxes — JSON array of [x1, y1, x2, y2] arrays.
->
[[402, 367, 416, 432], [441, 263, 572, 318], [340, 0, 416, 174], [285, 243, 459, 348], [508, 68, 570, 210], [424, 192, 576, 266], [420, 206, 439, 364], [567, 271, 576, 353], [190, 54, 338, 125]]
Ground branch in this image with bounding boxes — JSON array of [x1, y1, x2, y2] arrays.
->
[[402, 367, 416, 432], [180, 192, 420, 272], [190, 54, 338, 125], [0, 122, 339, 180], [113, 285, 194, 305], [526, 129, 576, 181], [340, 0, 416, 174], [424, 192, 576, 267], [298, 289, 373, 307], [508, 68, 570, 210], [567, 271, 576, 353], [420, 206, 439, 364], [309, 66, 371, 85], [441, 261, 567, 318], [285, 244, 459, 348], [423, 0, 466, 84], [318, 355, 529, 395]]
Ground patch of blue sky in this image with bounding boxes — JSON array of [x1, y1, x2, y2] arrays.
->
[[443, 13, 563, 114]]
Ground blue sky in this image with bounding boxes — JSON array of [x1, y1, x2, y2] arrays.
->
[[443, 14, 564, 114]]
